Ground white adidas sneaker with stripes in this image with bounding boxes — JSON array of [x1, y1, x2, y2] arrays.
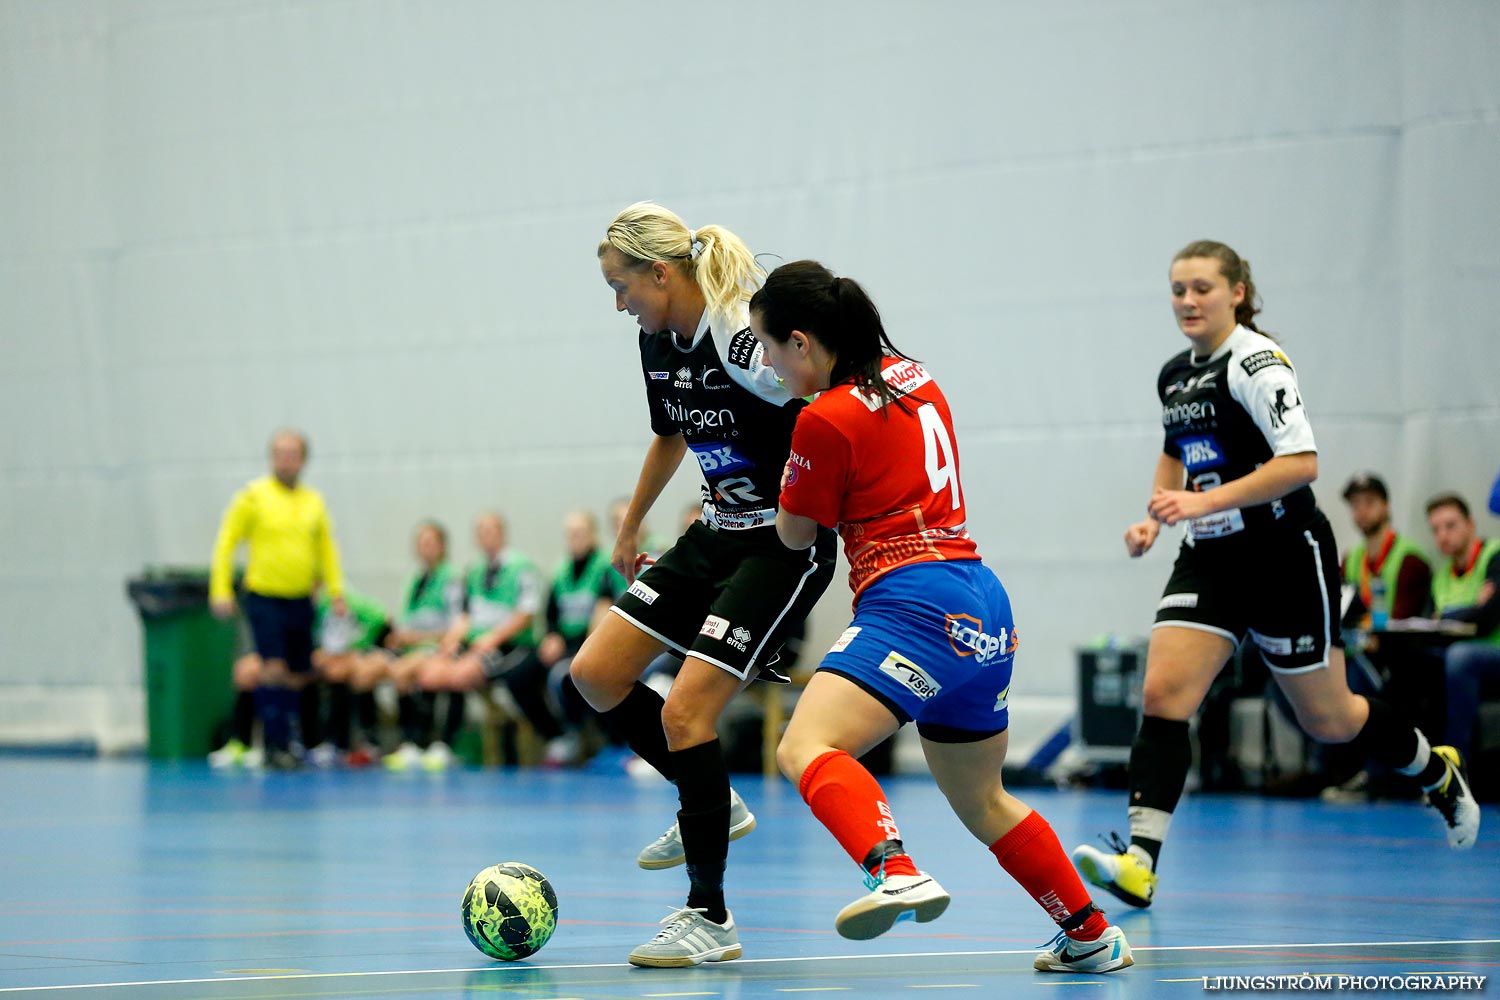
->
[[628, 907, 742, 968]]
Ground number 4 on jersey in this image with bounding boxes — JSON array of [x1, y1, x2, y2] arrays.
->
[[919, 403, 962, 512]]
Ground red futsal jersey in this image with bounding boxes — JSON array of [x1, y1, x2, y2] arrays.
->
[[779, 357, 979, 601]]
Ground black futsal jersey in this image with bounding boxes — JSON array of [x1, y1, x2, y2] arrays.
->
[[619, 304, 837, 680], [1154, 325, 1340, 671], [1157, 324, 1320, 545], [639, 306, 801, 527]]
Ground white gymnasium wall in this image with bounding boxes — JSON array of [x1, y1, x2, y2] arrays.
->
[[2, 1, 1498, 750]]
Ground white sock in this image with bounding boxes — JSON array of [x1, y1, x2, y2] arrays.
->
[[1126, 806, 1173, 871], [1395, 729, 1431, 777]]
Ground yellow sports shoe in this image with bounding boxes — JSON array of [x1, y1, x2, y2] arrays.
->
[[1426, 746, 1480, 850], [1071, 835, 1157, 908]]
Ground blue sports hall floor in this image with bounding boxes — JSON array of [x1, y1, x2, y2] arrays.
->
[[0, 757, 1495, 999]]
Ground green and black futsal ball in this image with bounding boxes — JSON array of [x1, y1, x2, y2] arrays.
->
[[461, 862, 558, 961]]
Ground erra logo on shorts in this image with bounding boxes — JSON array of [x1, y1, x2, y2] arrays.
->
[[727, 626, 753, 652], [878, 651, 942, 701], [945, 614, 1016, 664]]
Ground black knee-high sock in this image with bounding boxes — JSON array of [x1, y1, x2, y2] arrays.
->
[[558, 673, 588, 728], [255, 686, 288, 752], [398, 692, 430, 746], [354, 690, 378, 742], [506, 656, 564, 741], [672, 738, 730, 924], [1127, 715, 1193, 868], [327, 683, 352, 751], [600, 682, 675, 781], [439, 692, 466, 745], [1353, 696, 1446, 786], [298, 685, 322, 749], [232, 690, 256, 745]]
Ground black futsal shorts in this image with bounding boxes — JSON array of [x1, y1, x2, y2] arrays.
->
[[1153, 516, 1344, 674], [610, 521, 836, 681]]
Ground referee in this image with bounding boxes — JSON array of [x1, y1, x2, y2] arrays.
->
[[210, 428, 346, 769]]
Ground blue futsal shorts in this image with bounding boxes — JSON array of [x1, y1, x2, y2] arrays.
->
[[818, 559, 1017, 742]]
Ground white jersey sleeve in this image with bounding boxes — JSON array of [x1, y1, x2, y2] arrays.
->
[[514, 559, 543, 616], [706, 306, 794, 406], [1227, 335, 1317, 456]]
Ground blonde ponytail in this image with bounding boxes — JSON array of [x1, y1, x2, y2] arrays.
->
[[599, 202, 763, 323]]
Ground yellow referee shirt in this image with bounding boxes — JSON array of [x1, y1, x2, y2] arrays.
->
[[209, 476, 346, 602]]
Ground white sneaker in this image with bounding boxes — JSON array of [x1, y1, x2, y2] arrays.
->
[[207, 739, 247, 769], [638, 787, 756, 870], [542, 733, 580, 768], [240, 746, 265, 770], [834, 871, 951, 940], [421, 741, 456, 771], [628, 907, 741, 968], [1034, 924, 1133, 974], [1426, 745, 1480, 850], [306, 742, 339, 768], [383, 742, 423, 771], [1071, 836, 1157, 909], [626, 753, 665, 782]]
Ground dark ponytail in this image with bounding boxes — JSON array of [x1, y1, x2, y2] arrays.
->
[[749, 260, 919, 411], [1172, 239, 1272, 340]]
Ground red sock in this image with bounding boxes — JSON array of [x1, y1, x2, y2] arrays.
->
[[990, 810, 1108, 940], [799, 750, 919, 878]]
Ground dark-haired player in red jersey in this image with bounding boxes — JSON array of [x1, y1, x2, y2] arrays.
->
[[748, 260, 1132, 975]]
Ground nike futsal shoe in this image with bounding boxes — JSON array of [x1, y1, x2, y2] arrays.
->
[[1426, 745, 1480, 850], [1071, 835, 1157, 908], [637, 787, 756, 870], [627, 907, 742, 968], [1034, 924, 1134, 974], [834, 871, 951, 940]]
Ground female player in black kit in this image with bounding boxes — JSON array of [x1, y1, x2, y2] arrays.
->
[[1072, 240, 1479, 910], [571, 202, 836, 967]]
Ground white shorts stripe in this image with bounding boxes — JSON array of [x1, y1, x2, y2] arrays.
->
[[746, 542, 823, 668], [1151, 620, 1240, 645], [608, 606, 691, 657]]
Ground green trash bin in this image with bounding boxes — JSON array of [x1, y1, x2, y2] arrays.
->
[[126, 568, 242, 760]]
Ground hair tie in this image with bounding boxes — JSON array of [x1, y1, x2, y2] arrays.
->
[[688, 229, 703, 261]]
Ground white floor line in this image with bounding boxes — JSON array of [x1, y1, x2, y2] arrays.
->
[[2, 939, 1496, 993]]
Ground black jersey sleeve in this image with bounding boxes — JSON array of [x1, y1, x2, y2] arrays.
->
[[1157, 355, 1182, 459], [544, 587, 561, 635], [639, 330, 679, 437]]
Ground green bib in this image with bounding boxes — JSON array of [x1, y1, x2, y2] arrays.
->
[[315, 590, 388, 653], [1432, 538, 1500, 645], [1344, 531, 1430, 609], [401, 562, 461, 632], [551, 550, 623, 641], [466, 554, 540, 646]]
